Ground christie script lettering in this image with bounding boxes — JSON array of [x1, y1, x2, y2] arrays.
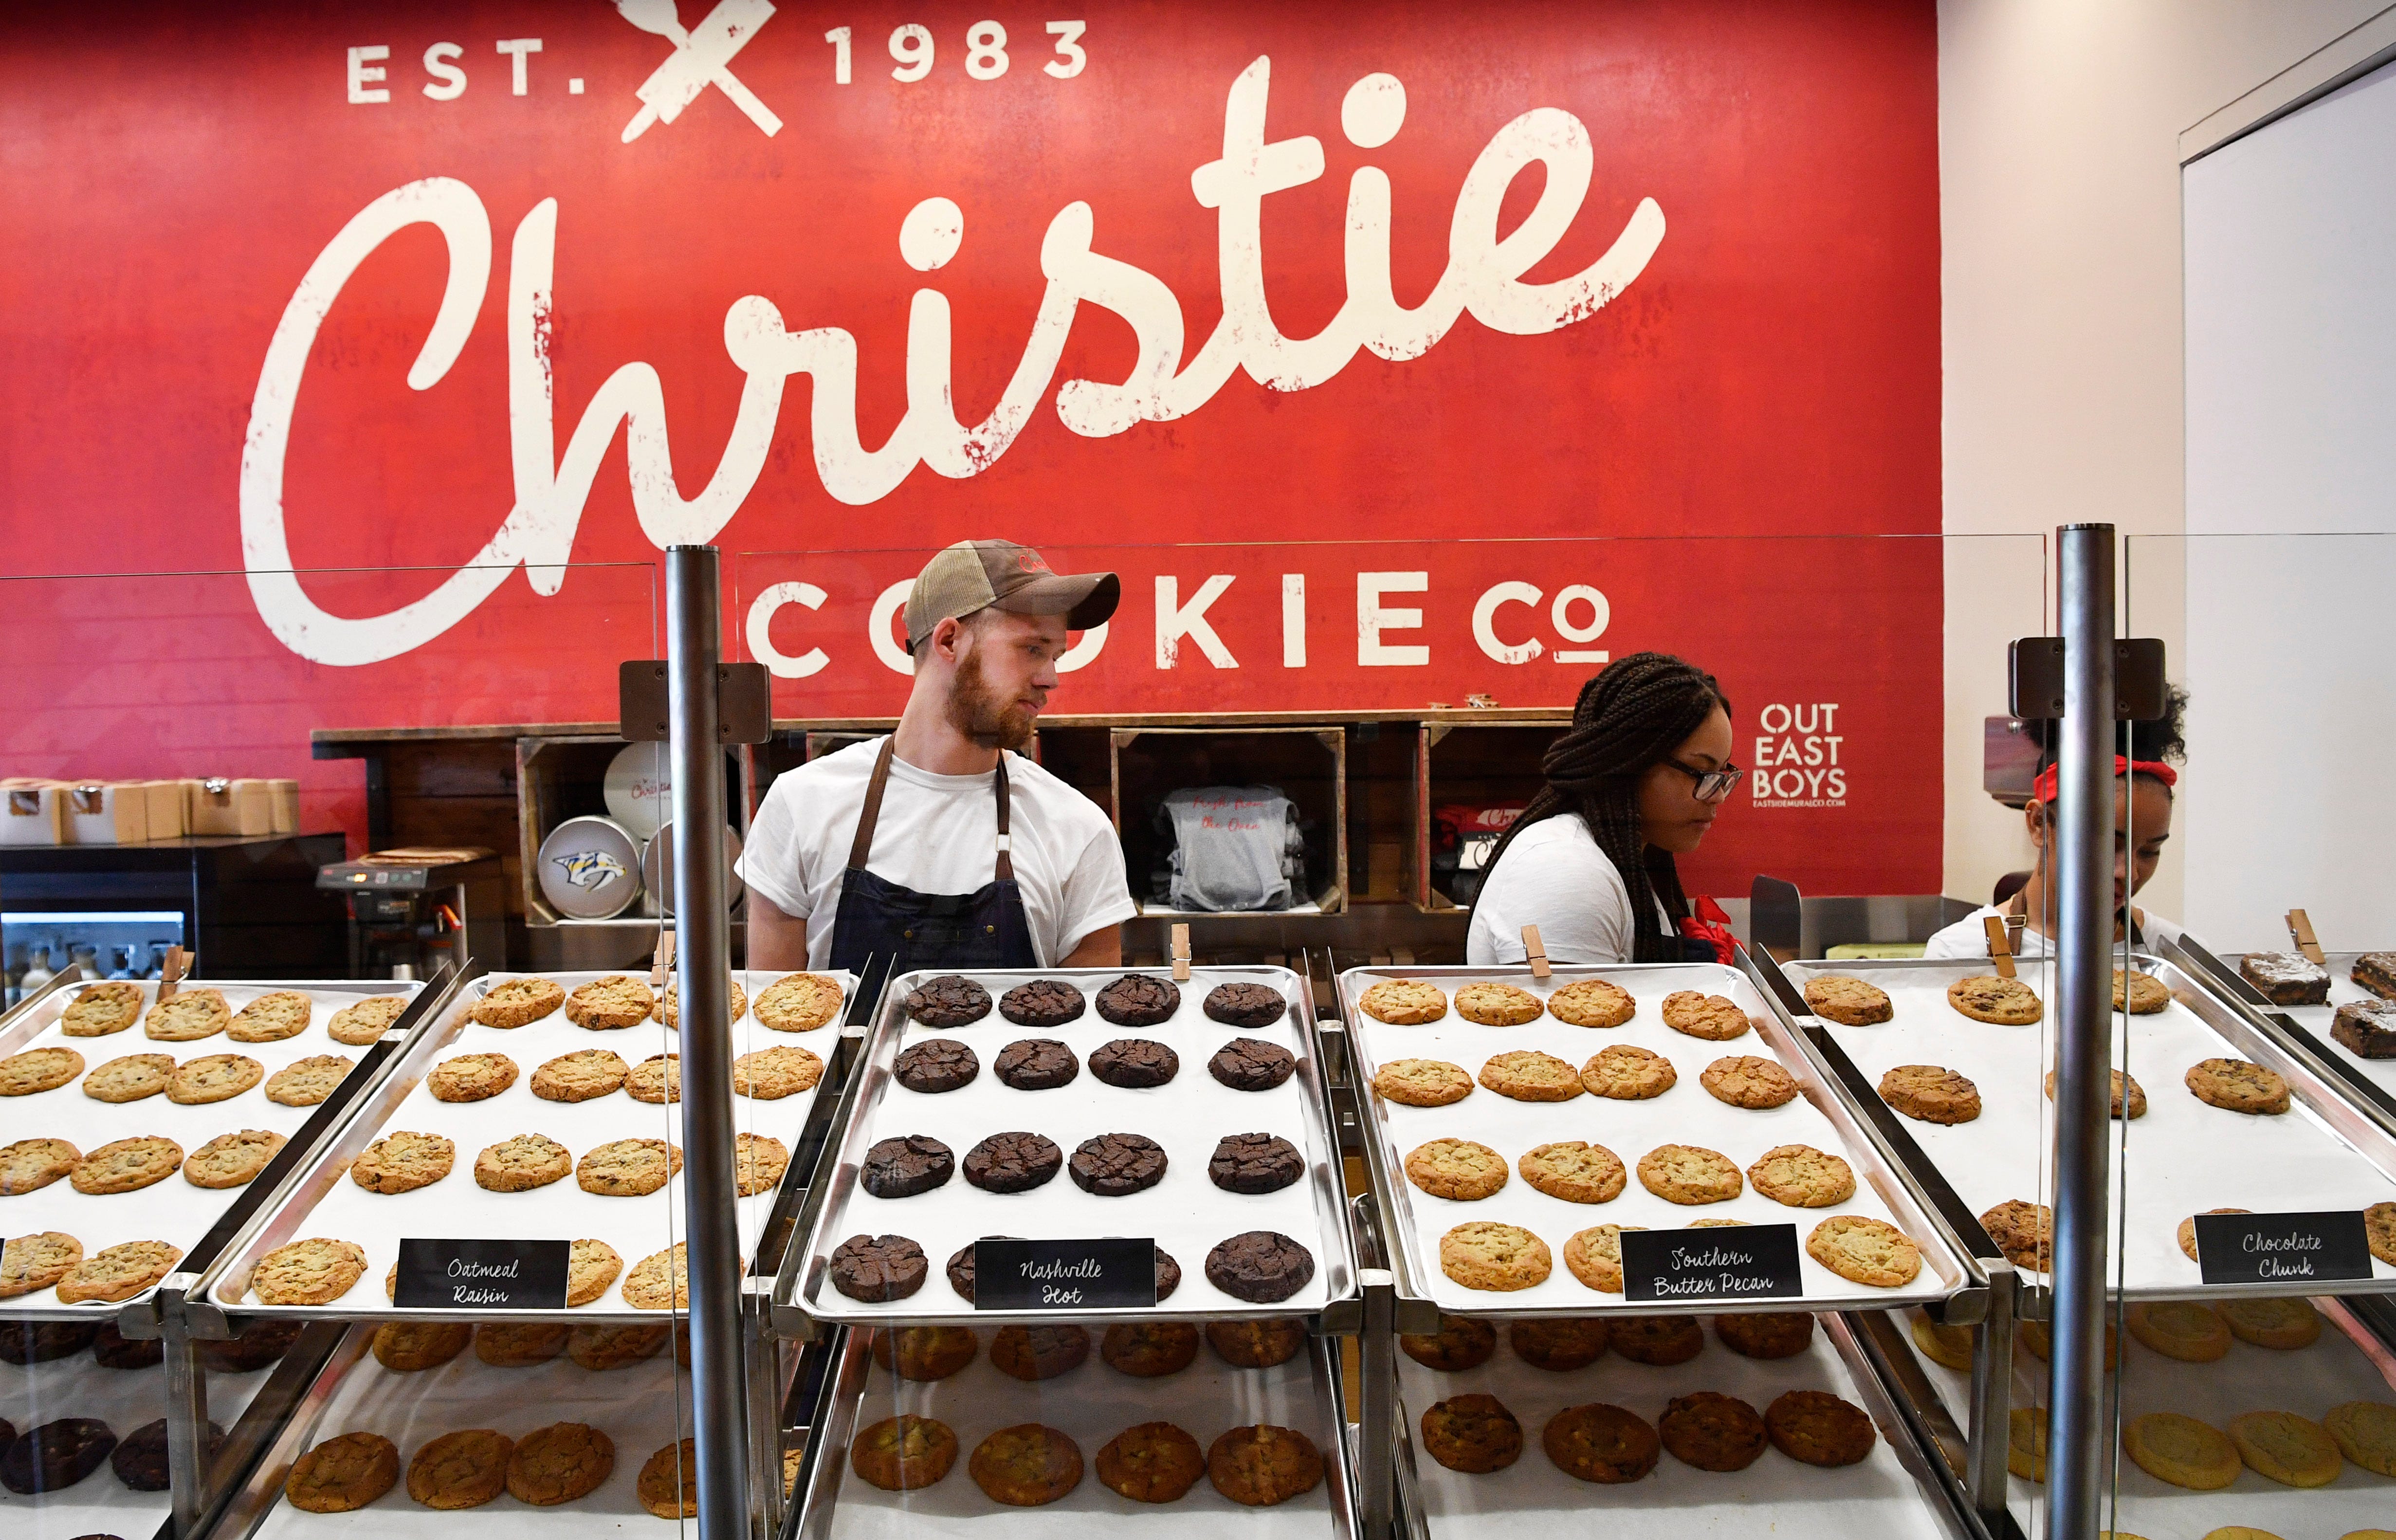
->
[[241, 58, 1664, 664]]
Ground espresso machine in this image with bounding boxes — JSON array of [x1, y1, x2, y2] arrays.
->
[[316, 847, 506, 980]]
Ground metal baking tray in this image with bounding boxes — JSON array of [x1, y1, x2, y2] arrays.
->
[[0, 974, 441, 1320], [188, 969, 850, 1326], [2209, 945, 2396, 1138], [1336, 961, 1977, 1320], [1391, 1308, 1975, 1540], [782, 966, 1359, 1328], [787, 1320, 1360, 1540], [1771, 951, 2396, 1307]]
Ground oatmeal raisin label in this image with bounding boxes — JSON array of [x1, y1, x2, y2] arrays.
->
[[1622, 1225, 1801, 1303], [394, 1238, 569, 1309], [975, 1237, 1155, 1310], [2192, 1210, 2371, 1287]]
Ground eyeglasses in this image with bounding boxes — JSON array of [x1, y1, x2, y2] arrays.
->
[[1664, 759, 1742, 801]]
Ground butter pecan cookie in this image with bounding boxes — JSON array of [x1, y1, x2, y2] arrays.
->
[[971, 1423, 1084, 1506], [145, 988, 230, 1042], [82, 1052, 173, 1103], [849, 1415, 957, 1492], [168, 1052, 263, 1104], [60, 980, 143, 1036], [0, 1137, 81, 1195], [1714, 1311, 1815, 1359], [264, 1054, 352, 1106], [2184, 1057, 2290, 1115], [1547, 977, 1635, 1027], [474, 1133, 571, 1192], [756, 972, 844, 1031], [1359, 979, 1446, 1025], [229, 990, 312, 1043], [1637, 1143, 1742, 1205], [470, 976, 564, 1028], [567, 1238, 623, 1307], [1803, 974, 1892, 1025], [1400, 1314, 1498, 1370], [429, 1052, 517, 1102], [2115, 968, 2170, 1013], [626, 1053, 680, 1104], [737, 1132, 789, 1196], [576, 1137, 682, 1196], [185, 1129, 285, 1188], [623, 1242, 691, 1310], [1439, 1221, 1551, 1291], [1880, 1063, 1981, 1124], [1806, 1215, 1921, 1287], [1948, 975, 2041, 1025], [351, 1131, 453, 1193], [1206, 1425, 1320, 1506], [1456, 982, 1543, 1026], [1562, 1224, 1646, 1293], [2043, 1067, 2146, 1118], [1518, 1140, 1626, 1204], [1421, 1395, 1523, 1474], [1542, 1404, 1659, 1484], [0, 1046, 83, 1096], [564, 974, 652, 1029], [1765, 1390, 1876, 1467], [327, 995, 408, 1045], [506, 1423, 615, 1506], [1701, 1054, 1799, 1109], [373, 1321, 471, 1372], [655, 977, 747, 1027], [530, 1048, 627, 1101], [1405, 1138, 1509, 1201], [1096, 1421, 1207, 1501], [71, 1135, 183, 1193], [250, 1238, 366, 1305], [1610, 1314, 1704, 1365], [734, 1044, 822, 1099], [1747, 1144, 1855, 1208], [1661, 990, 1750, 1041], [285, 1431, 400, 1513], [1581, 1044, 1676, 1099], [1372, 1057, 1472, 1106], [1479, 1048, 1584, 1101], [1659, 1391, 1768, 1471], [1510, 1317, 1610, 1371]]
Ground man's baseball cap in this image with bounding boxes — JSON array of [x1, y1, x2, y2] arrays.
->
[[904, 540, 1120, 652]]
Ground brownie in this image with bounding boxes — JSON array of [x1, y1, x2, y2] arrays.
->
[[1096, 973, 1181, 1027], [197, 1320, 304, 1374], [862, 1135, 954, 1198], [0, 1321, 99, 1365], [994, 1038, 1080, 1091], [906, 974, 992, 1028], [893, 1038, 978, 1094], [963, 1132, 1063, 1193], [999, 979, 1087, 1027], [1, 1418, 117, 1495], [1208, 1037, 1296, 1092], [2240, 950, 2329, 1006], [1204, 982, 1287, 1028], [1069, 1134, 1169, 1196], [1205, 1231, 1316, 1303], [2332, 997, 2396, 1060], [90, 1322, 163, 1371], [109, 1418, 221, 1492], [1208, 1133, 1304, 1194], [829, 1234, 928, 1302], [948, 1238, 1179, 1301], [2354, 952, 2396, 1002], [1090, 1038, 1178, 1089]]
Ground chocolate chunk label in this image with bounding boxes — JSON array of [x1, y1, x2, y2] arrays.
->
[[393, 1238, 568, 1309], [1621, 1225, 1801, 1303], [974, 1237, 1155, 1310], [2193, 1210, 2372, 1286]]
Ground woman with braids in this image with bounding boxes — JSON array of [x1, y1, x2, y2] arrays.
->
[[1924, 685, 2193, 958], [1466, 652, 1741, 966]]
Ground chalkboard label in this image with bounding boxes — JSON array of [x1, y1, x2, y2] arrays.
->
[[1621, 1225, 1803, 1303], [2192, 1210, 2373, 1286], [973, 1238, 1156, 1310], [392, 1239, 569, 1309]]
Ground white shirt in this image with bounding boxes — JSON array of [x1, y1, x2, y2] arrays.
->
[[736, 739, 1136, 970], [1465, 814, 1667, 966], [1922, 901, 2192, 960]]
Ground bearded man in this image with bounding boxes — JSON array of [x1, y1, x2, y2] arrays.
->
[[739, 541, 1132, 991]]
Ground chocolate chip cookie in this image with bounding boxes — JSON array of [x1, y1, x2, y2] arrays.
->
[[1204, 981, 1288, 1028], [1456, 982, 1544, 1026], [1547, 978, 1636, 1027], [1581, 1044, 1677, 1099], [755, 972, 844, 1031], [969, 1423, 1083, 1506], [1518, 1140, 1627, 1204], [1207, 1230, 1316, 1302], [470, 976, 565, 1028], [428, 1051, 517, 1102], [830, 1234, 928, 1302], [1879, 1063, 1981, 1124], [57, 1240, 182, 1304], [1092, 1037, 1180, 1088], [1803, 974, 1893, 1025], [474, 1133, 571, 1192], [1661, 990, 1750, 1041], [653, 977, 747, 1028], [625, 1053, 681, 1104], [1479, 1048, 1584, 1101], [1714, 1311, 1815, 1359], [622, 1242, 691, 1310], [893, 1037, 978, 1093], [1071, 1133, 1168, 1195], [848, 1415, 957, 1491], [1400, 1315, 1497, 1370], [327, 994, 408, 1045], [2177, 1207, 2252, 1262], [994, 1037, 1079, 1090], [1637, 1143, 1742, 1205], [998, 978, 1085, 1027], [2184, 1057, 2290, 1115], [1806, 1214, 1922, 1286], [1, 1418, 117, 1495], [264, 1054, 352, 1106], [71, 1136, 183, 1193], [351, 1130, 453, 1193], [988, 1323, 1092, 1379], [1541, 1404, 1659, 1484], [1747, 1144, 1856, 1208], [145, 988, 229, 1042], [1206, 1317, 1306, 1368], [531, 1048, 628, 1101], [964, 1131, 1062, 1192], [1096, 1421, 1207, 1501], [1101, 1322, 1200, 1377], [1948, 975, 2041, 1025], [229, 990, 312, 1043], [0, 1232, 81, 1300], [1659, 1392, 1768, 1471], [1209, 1132, 1303, 1193], [1359, 979, 1446, 1025], [863, 1136, 954, 1198], [1701, 1054, 1799, 1109], [59, 980, 143, 1037], [905, 974, 991, 1028], [1405, 1137, 1509, 1200], [733, 1044, 823, 1098], [567, 1239, 623, 1307], [0, 1046, 84, 1096], [81, 1052, 173, 1103], [1766, 1390, 1876, 1466], [167, 1052, 263, 1105], [249, 1238, 366, 1304], [1420, 1394, 1523, 1474], [573, 1137, 680, 1195], [563, 974, 653, 1030], [0, 1136, 81, 1195], [1206, 1425, 1321, 1506], [1096, 973, 1180, 1026], [284, 1432, 400, 1512], [2043, 1066, 2146, 1118], [1510, 1317, 1611, 1371], [1372, 1056, 1471, 1106]]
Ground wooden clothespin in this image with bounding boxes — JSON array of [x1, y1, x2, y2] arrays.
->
[[1982, 916, 2017, 980], [650, 927, 677, 991], [2286, 909, 2326, 968], [158, 945, 190, 1001], [1522, 925, 1552, 980], [1170, 924, 1191, 982]]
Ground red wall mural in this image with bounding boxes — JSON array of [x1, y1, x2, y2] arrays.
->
[[0, 0, 1940, 895]]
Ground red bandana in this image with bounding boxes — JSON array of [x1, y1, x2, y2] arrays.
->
[[2030, 755, 2178, 805]]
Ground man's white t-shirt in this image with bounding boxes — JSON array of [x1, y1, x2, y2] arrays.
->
[[1922, 902, 2192, 960], [735, 739, 1136, 970], [1465, 814, 1667, 966]]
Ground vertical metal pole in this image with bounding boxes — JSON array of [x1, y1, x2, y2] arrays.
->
[[161, 1295, 210, 1537], [1359, 1268, 1394, 1538], [1967, 1267, 2017, 1518], [2046, 523, 2117, 1540], [668, 544, 750, 1540]]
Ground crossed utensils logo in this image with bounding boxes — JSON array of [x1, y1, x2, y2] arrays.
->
[[615, 0, 782, 143]]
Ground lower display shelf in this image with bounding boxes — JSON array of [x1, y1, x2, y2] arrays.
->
[[1390, 1309, 1971, 1539]]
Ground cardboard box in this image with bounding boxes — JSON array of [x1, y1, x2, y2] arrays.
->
[[134, 780, 186, 839], [186, 777, 276, 837], [266, 778, 299, 834], [65, 783, 147, 844], [0, 785, 66, 845]]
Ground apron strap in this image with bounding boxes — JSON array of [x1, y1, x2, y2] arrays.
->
[[994, 754, 1015, 884], [847, 735, 1017, 882]]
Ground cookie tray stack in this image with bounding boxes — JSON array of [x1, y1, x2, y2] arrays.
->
[[2207, 946, 2396, 1140], [1767, 951, 2396, 1306], [187, 970, 851, 1324], [777, 966, 1359, 1329], [1333, 962, 1978, 1320]]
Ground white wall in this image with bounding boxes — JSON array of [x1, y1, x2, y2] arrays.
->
[[1937, 0, 2389, 916], [2180, 60, 2396, 944]]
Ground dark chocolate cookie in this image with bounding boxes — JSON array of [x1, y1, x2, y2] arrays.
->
[[0, 1321, 99, 1365], [861, 1135, 954, 1199], [1209, 1038, 1296, 1092], [964, 1132, 1063, 1193], [109, 1418, 221, 1492], [1, 1418, 117, 1494], [197, 1320, 303, 1373], [948, 1238, 1179, 1301], [1096, 973, 1181, 1027], [893, 1038, 978, 1094], [1090, 1038, 1179, 1089], [1209, 1133, 1304, 1194], [1204, 982, 1287, 1028], [829, 1234, 928, 1302], [999, 979, 1087, 1028], [1070, 1134, 1169, 1196], [994, 1038, 1080, 1091], [91, 1322, 163, 1371], [1205, 1231, 1316, 1303], [905, 975, 992, 1028]]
